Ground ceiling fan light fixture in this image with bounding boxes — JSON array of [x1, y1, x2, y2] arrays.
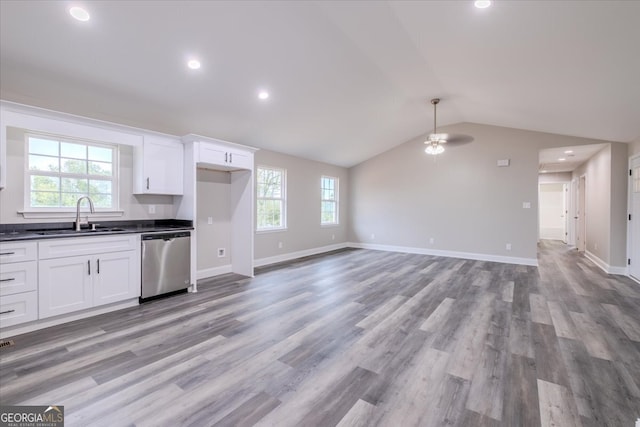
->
[[474, 0, 492, 9], [425, 144, 444, 155]]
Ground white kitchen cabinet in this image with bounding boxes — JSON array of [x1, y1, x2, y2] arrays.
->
[[133, 134, 184, 195], [93, 250, 139, 306], [38, 255, 93, 318], [0, 241, 38, 327], [198, 143, 252, 170], [178, 135, 256, 286], [0, 241, 37, 264], [38, 235, 140, 319], [0, 292, 38, 328]]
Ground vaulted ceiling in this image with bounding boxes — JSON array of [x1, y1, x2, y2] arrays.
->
[[1, 1, 639, 167]]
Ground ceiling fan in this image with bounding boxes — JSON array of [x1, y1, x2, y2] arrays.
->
[[424, 98, 474, 155]]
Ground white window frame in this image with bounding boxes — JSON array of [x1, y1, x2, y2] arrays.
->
[[321, 175, 339, 226], [256, 165, 287, 232], [23, 132, 120, 214]]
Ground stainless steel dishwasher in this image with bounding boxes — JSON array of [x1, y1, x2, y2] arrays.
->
[[141, 231, 191, 302]]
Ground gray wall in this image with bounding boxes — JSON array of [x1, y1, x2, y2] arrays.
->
[[538, 172, 572, 183], [0, 127, 175, 224], [254, 149, 349, 261], [196, 168, 231, 271], [571, 143, 627, 268], [629, 137, 640, 157], [348, 122, 615, 263]]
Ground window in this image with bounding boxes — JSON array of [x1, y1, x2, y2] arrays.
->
[[26, 134, 118, 210], [321, 176, 338, 225], [256, 166, 286, 231]]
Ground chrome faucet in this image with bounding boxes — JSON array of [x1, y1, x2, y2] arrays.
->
[[74, 196, 95, 231]]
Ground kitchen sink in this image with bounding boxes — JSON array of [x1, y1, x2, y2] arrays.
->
[[34, 227, 126, 235]]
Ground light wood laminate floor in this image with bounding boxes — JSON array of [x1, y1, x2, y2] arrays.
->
[[1, 241, 639, 426]]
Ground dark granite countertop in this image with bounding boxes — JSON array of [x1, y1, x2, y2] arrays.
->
[[0, 219, 193, 242]]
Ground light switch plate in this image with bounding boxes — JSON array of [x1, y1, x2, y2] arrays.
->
[[523, 202, 531, 209], [497, 159, 510, 167]]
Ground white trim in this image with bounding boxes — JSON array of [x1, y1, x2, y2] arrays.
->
[[0, 298, 138, 339], [254, 243, 349, 267], [348, 242, 539, 266], [1, 103, 143, 147], [18, 210, 124, 219], [585, 250, 627, 275], [197, 264, 233, 280], [627, 154, 640, 281]]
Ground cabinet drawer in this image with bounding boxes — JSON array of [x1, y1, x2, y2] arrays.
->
[[0, 291, 38, 328], [39, 235, 139, 260], [0, 261, 37, 296], [0, 241, 37, 264]]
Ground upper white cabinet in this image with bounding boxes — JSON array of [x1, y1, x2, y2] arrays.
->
[[198, 143, 253, 171], [133, 134, 184, 195]]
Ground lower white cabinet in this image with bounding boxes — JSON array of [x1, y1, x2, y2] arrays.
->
[[38, 236, 140, 319], [0, 291, 38, 328]]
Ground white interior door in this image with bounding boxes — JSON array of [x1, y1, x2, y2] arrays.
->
[[562, 183, 568, 243], [629, 157, 640, 280]]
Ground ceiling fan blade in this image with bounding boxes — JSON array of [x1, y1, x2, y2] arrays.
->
[[440, 134, 474, 146]]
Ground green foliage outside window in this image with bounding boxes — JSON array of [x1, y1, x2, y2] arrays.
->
[[27, 135, 116, 209]]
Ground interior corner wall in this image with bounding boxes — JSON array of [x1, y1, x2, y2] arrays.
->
[[348, 122, 612, 263], [253, 149, 349, 261], [196, 168, 231, 271], [629, 138, 640, 157]]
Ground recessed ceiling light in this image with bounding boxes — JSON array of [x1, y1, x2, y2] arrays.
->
[[69, 6, 90, 21], [558, 158, 566, 161], [258, 91, 269, 100], [564, 150, 574, 154], [474, 0, 492, 9], [187, 59, 201, 70]]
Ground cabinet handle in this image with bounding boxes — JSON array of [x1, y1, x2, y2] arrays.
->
[[225, 152, 228, 163], [88, 260, 91, 275], [146, 177, 150, 190], [0, 278, 16, 282], [97, 259, 100, 274], [0, 309, 16, 315], [0, 252, 15, 256], [229, 153, 233, 163]]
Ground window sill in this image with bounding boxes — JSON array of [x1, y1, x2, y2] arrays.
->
[[18, 210, 125, 220], [256, 227, 288, 234], [321, 223, 340, 228]]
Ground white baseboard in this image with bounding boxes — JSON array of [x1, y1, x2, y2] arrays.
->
[[0, 298, 139, 339], [347, 242, 538, 266], [254, 243, 350, 268], [584, 251, 627, 275], [197, 264, 233, 280]]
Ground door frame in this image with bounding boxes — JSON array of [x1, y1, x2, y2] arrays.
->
[[576, 174, 587, 252], [627, 154, 640, 281]]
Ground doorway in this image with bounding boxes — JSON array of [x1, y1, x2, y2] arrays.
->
[[539, 183, 567, 242]]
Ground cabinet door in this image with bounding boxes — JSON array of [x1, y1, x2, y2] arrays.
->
[[144, 136, 184, 195], [39, 256, 93, 318], [198, 144, 228, 167], [227, 149, 252, 169], [93, 250, 140, 306]]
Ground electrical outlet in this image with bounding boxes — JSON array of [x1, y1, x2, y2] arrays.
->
[[371, 233, 375, 240], [207, 216, 213, 225], [332, 234, 335, 240], [217, 248, 225, 257], [429, 237, 435, 244], [278, 242, 283, 249], [506, 243, 512, 251], [148, 205, 155, 214]]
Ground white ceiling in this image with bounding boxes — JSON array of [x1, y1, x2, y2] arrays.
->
[[1, 1, 639, 167], [539, 143, 608, 174]]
